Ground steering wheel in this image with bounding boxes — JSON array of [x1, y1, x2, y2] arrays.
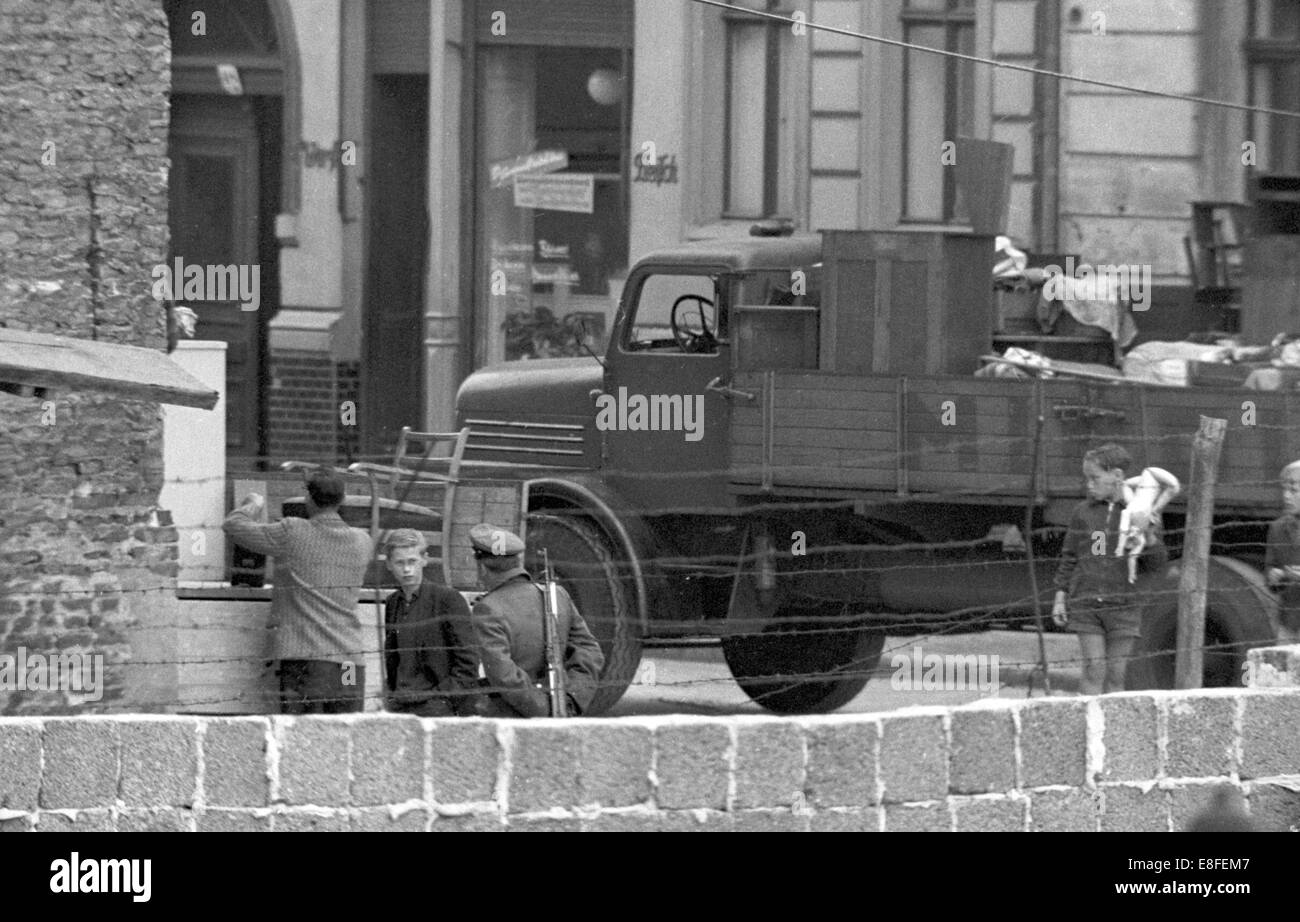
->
[[670, 294, 717, 354]]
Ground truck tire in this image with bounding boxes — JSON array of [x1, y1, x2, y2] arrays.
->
[[526, 513, 641, 714], [1126, 556, 1277, 689], [721, 604, 885, 714]]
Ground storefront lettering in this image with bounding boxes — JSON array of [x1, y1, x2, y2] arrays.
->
[[633, 154, 678, 185], [298, 140, 348, 172]]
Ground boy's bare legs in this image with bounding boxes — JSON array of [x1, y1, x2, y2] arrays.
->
[[1078, 632, 1106, 695], [1105, 635, 1136, 693]]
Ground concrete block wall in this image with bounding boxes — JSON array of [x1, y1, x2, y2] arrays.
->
[[0, 0, 179, 714], [1, 685, 1297, 831]]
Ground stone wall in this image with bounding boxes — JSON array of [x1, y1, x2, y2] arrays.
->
[[0, 0, 178, 714], [1, 682, 1297, 831]]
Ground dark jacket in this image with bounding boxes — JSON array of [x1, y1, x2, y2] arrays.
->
[[1054, 496, 1169, 602], [471, 568, 605, 717], [1265, 514, 1300, 630], [384, 568, 482, 716]]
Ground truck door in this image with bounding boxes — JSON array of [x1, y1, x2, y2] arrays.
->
[[601, 266, 733, 510]]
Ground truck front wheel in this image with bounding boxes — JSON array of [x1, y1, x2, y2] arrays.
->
[[526, 513, 642, 714], [1126, 556, 1277, 689], [721, 604, 885, 714]]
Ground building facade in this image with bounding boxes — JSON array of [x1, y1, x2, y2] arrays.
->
[[162, 0, 1293, 474]]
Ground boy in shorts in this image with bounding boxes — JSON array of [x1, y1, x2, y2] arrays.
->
[[1052, 444, 1170, 695], [1265, 460, 1300, 644]]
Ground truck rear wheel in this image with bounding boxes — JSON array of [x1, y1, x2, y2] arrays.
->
[[721, 605, 885, 714], [526, 513, 641, 714], [1126, 557, 1277, 689]]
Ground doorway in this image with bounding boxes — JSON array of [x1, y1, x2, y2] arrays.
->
[[168, 94, 282, 467], [362, 74, 430, 457]]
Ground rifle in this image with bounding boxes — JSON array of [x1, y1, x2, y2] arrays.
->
[[540, 548, 569, 717]]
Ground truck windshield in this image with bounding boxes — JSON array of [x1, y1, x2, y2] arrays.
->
[[626, 273, 719, 352]]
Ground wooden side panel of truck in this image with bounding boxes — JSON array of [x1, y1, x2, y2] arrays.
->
[[731, 370, 1300, 516]]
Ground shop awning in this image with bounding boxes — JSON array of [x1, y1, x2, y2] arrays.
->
[[0, 328, 219, 410]]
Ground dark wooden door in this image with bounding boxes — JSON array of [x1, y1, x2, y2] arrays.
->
[[363, 74, 429, 457], [169, 96, 263, 463]]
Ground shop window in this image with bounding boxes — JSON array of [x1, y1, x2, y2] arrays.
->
[[902, 0, 976, 222], [479, 45, 630, 364], [1248, 0, 1300, 173]]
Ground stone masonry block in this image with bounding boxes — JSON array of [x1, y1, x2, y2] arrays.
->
[[429, 721, 498, 805], [1100, 785, 1169, 832], [202, 718, 269, 807], [658, 809, 730, 832], [35, 809, 115, 832], [0, 720, 41, 811], [350, 716, 422, 806], [1245, 645, 1300, 687], [273, 811, 349, 832], [119, 718, 198, 807], [654, 722, 730, 810], [803, 719, 877, 808], [734, 721, 803, 809], [0, 815, 36, 833], [1239, 692, 1300, 779], [879, 713, 946, 803], [117, 808, 191, 832], [731, 810, 807, 833], [1170, 783, 1248, 832], [1165, 693, 1235, 778], [577, 722, 653, 807], [1246, 782, 1300, 833], [40, 719, 117, 809], [278, 718, 350, 806], [1098, 695, 1159, 783], [954, 797, 1025, 832], [197, 810, 271, 832], [1019, 699, 1087, 788], [581, 811, 665, 833], [809, 810, 879, 832], [351, 807, 430, 832], [1029, 789, 1098, 832], [506, 815, 584, 832], [884, 802, 951, 832], [949, 707, 1015, 794], [431, 812, 504, 832], [508, 723, 582, 813]]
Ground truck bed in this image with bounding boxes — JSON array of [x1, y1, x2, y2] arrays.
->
[[729, 370, 1300, 514]]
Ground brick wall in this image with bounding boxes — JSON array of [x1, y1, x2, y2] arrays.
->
[[267, 350, 348, 464], [2, 681, 1297, 831], [336, 360, 360, 463], [0, 0, 179, 714]]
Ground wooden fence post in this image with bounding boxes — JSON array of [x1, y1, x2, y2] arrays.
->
[[1176, 416, 1228, 689]]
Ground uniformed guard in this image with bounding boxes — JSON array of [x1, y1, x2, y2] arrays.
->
[[469, 523, 605, 717]]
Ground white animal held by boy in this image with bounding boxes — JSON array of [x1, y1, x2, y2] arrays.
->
[[1116, 466, 1181, 583]]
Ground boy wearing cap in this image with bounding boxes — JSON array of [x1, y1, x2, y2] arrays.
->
[[382, 529, 483, 717], [469, 523, 605, 717]]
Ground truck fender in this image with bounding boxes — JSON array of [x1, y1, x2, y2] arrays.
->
[[523, 477, 650, 635]]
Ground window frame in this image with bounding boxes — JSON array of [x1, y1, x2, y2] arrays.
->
[[1245, 0, 1300, 174], [618, 265, 726, 356], [722, 2, 787, 220], [900, 0, 977, 224]]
